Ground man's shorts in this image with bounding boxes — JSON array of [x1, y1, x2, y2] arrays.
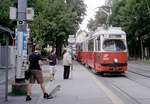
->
[[49, 66, 56, 74], [29, 70, 43, 84]]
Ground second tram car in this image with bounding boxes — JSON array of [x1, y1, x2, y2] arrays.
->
[[76, 26, 127, 74]]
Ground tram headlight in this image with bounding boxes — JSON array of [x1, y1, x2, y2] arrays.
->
[[114, 58, 118, 63]]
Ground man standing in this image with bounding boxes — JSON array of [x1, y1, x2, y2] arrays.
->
[[26, 45, 52, 101], [47, 49, 58, 81], [63, 49, 72, 79]]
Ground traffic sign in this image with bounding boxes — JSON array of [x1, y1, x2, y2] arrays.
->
[[9, 7, 16, 20], [26, 8, 34, 21]]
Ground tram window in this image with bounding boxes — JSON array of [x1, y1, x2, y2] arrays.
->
[[103, 40, 126, 51], [83, 43, 85, 51], [82, 43, 84, 51], [95, 39, 101, 51], [83, 42, 86, 51], [85, 41, 88, 51], [88, 39, 94, 51], [80, 43, 83, 51], [95, 40, 98, 51], [98, 37, 101, 51]]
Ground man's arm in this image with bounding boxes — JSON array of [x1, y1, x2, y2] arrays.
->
[[38, 53, 43, 65], [38, 60, 43, 65], [47, 58, 52, 62], [56, 59, 59, 64]]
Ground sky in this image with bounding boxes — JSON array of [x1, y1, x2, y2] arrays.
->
[[80, 0, 106, 30]]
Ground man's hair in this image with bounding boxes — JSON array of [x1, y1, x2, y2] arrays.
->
[[35, 45, 41, 51], [51, 49, 55, 53]]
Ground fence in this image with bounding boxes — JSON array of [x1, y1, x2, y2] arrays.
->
[[0, 46, 15, 67], [0, 46, 9, 67], [0, 46, 15, 102], [0, 68, 8, 103]]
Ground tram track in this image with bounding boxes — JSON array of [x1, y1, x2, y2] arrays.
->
[[79, 62, 150, 104], [128, 64, 150, 78], [94, 74, 142, 104], [85, 68, 142, 104], [109, 79, 141, 104], [126, 64, 150, 88], [127, 70, 150, 78], [100, 72, 150, 104], [126, 71, 150, 89]]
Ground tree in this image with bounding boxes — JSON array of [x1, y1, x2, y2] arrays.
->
[[29, 0, 86, 57], [66, 0, 86, 25], [87, 19, 97, 31], [0, 0, 16, 45], [42, 0, 78, 56], [110, 0, 150, 59], [87, 10, 107, 31]]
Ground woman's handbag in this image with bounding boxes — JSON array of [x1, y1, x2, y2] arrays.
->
[[25, 70, 31, 80]]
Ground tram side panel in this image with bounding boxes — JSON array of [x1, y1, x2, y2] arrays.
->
[[86, 52, 94, 68], [76, 51, 81, 61]]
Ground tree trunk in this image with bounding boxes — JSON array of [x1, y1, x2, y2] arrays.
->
[[141, 37, 144, 61], [56, 41, 62, 58]]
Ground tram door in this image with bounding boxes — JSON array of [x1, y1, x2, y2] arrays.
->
[[94, 36, 101, 71], [88, 39, 94, 67]]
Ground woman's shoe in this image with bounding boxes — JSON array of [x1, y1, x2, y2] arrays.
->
[[26, 96, 32, 101]]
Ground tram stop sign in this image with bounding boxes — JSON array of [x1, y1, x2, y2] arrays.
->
[[68, 35, 75, 44], [68, 37, 75, 44]]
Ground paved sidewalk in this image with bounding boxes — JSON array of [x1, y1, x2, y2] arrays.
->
[[2, 61, 114, 104]]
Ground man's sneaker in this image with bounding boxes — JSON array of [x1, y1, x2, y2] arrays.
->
[[44, 93, 53, 99], [26, 96, 32, 101]]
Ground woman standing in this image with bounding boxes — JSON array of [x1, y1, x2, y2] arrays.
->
[[63, 49, 72, 79]]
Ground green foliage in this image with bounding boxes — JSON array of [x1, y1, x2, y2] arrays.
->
[[0, 0, 14, 27], [0, 0, 86, 55], [87, 10, 107, 31], [87, 19, 97, 31], [41, 49, 50, 58], [111, 0, 150, 40], [66, 0, 86, 24], [8, 92, 26, 96], [0, 0, 16, 45], [29, 0, 86, 48], [87, 7, 108, 31], [110, 0, 150, 58]]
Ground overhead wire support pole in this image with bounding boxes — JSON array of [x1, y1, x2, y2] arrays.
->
[[16, 0, 27, 82], [98, 6, 111, 29]]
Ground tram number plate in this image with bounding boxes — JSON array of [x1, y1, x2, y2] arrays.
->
[[113, 68, 119, 71]]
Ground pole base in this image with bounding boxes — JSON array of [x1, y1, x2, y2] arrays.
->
[[15, 78, 25, 83], [12, 83, 28, 95]]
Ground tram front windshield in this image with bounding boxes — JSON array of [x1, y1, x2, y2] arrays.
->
[[103, 40, 126, 52]]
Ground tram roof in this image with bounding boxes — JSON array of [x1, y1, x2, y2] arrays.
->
[[76, 26, 126, 43], [93, 26, 126, 36]]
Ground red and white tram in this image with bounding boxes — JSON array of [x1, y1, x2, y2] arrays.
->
[[76, 27, 127, 74]]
